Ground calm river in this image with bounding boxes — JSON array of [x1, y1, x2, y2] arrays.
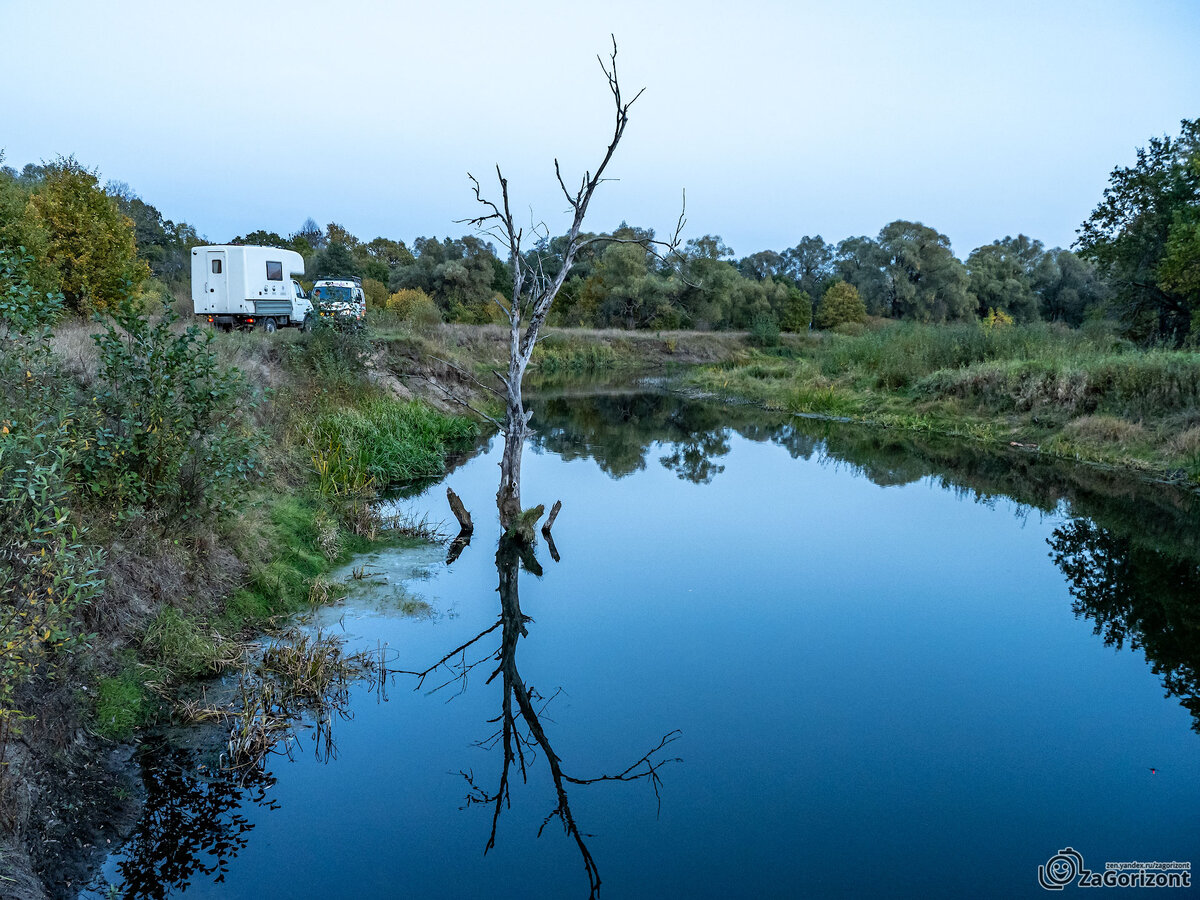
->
[[87, 389, 1200, 898]]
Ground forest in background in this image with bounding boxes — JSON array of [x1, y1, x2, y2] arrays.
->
[[2, 116, 1197, 343]]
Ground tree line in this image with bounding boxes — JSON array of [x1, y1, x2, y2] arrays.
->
[[2, 116, 1196, 341]]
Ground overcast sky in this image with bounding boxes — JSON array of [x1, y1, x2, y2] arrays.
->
[[4, 0, 1198, 259]]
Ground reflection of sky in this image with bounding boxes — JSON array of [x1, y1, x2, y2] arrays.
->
[[95, 428, 1200, 899]]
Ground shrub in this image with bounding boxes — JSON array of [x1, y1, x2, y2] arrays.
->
[[407, 294, 443, 329], [984, 307, 1015, 329], [362, 277, 388, 309], [779, 289, 812, 333], [814, 281, 867, 329], [76, 301, 261, 522], [386, 287, 431, 317], [748, 313, 781, 347], [0, 250, 103, 725]]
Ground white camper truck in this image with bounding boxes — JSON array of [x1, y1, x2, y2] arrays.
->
[[191, 245, 310, 332]]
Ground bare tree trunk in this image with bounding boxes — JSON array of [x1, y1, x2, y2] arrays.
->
[[497, 325, 531, 532], [463, 39, 681, 541]]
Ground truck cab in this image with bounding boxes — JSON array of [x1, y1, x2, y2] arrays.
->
[[310, 277, 366, 328]]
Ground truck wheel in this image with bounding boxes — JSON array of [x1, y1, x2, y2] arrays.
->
[[263, 318, 277, 334]]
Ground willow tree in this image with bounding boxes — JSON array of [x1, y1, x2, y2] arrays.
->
[[465, 39, 679, 537]]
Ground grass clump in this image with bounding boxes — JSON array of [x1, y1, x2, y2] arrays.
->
[[140, 606, 240, 680], [94, 656, 156, 740], [533, 336, 622, 374], [311, 398, 477, 493]]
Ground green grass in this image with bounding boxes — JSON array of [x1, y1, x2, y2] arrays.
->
[[221, 497, 351, 629], [689, 321, 1200, 482], [311, 398, 478, 493], [140, 606, 232, 679], [94, 654, 160, 740], [532, 338, 623, 374]]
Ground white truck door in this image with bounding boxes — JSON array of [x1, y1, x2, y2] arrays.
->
[[292, 280, 311, 319], [206, 250, 228, 310]]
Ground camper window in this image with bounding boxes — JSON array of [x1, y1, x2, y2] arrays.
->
[[211, 259, 222, 274], [266, 261, 283, 281]]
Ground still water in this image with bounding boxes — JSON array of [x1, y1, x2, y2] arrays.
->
[[90, 391, 1200, 898]]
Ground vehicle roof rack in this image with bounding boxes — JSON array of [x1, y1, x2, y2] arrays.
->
[[324, 275, 362, 285]]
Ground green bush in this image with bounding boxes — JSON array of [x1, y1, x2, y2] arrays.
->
[[748, 313, 781, 347], [814, 281, 867, 330], [779, 289, 812, 333], [76, 302, 261, 522], [0, 250, 102, 723]]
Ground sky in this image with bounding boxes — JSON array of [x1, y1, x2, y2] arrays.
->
[[3, 0, 1199, 259]]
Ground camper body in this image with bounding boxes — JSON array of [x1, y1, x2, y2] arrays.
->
[[191, 245, 310, 332]]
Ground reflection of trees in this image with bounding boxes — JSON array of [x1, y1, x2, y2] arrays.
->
[[531, 389, 1200, 563], [109, 743, 277, 899], [658, 430, 729, 484], [531, 393, 731, 483], [1050, 519, 1200, 730], [400, 537, 679, 898]]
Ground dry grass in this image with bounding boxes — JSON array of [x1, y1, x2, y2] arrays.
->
[[1060, 415, 1147, 450], [49, 318, 104, 385], [1168, 425, 1200, 457], [219, 628, 372, 772], [306, 574, 345, 609]]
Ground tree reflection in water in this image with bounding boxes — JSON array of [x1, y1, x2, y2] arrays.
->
[[395, 536, 681, 898], [1050, 518, 1200, 730], [99, 389, 1200, 896], [105, 743, 277, 900]]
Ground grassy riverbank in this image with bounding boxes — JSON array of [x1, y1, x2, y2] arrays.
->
[[1, 302, 478, 895], [687, 320, 1200, 483]]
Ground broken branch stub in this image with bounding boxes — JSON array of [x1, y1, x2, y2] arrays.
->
[[541, 500, 562, 538], [447, 487, 473, 534]]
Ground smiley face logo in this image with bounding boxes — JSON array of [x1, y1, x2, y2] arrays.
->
[[1038, 847, 1084, 890]]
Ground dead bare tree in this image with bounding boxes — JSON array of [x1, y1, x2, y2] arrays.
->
[[463, 38, 682, 539]]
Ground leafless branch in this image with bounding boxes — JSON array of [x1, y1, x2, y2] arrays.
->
[[402, 374, 505, 431], [428, 355, 504, 399]]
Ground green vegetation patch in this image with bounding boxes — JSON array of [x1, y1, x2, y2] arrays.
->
[[311, 398, 477, 494], [94, 655, 160, 740], [689, 321, 1200, 481]]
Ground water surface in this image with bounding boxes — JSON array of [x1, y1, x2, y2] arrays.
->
[[90, 391, 1200, 898]]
